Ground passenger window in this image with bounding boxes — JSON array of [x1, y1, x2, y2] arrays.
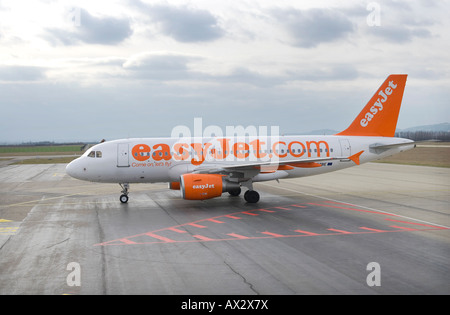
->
[[88, 151, 95, 158]]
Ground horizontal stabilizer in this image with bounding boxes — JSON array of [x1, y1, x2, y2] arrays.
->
[[369, 142, 416, 150]]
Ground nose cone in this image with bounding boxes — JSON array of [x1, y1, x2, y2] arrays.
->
[[66, 158, 83, 180]]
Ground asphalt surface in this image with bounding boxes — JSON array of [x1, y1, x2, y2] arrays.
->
[[0, 162, 449, 295]]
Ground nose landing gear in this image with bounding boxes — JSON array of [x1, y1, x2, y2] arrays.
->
[[119, 183, 129, 203]]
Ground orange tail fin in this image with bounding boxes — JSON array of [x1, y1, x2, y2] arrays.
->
[[336, 74, 407, 137]]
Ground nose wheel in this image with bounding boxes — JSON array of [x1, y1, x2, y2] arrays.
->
[[120, 194, 129, 203], [119, 183, 130, 203]]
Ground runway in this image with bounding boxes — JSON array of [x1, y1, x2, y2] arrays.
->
[[0, 162, 449, 295]]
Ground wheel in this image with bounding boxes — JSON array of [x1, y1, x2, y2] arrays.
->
[[228, 187, 241, 196], [244, 190, 260, 203], [120, 194, 129, 203]]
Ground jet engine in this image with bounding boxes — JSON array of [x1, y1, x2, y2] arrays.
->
[[168, 182, 180, 190], [180, 174, 240, 200]]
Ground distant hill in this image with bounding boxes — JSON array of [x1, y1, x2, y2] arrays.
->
[[396, 123, 450, 141], [289, 123, 450, 141], [397, 123, 450, 133], [291, 123, 449, 135]]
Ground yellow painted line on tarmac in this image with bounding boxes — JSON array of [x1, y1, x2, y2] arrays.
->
[[0, 226, 19, 235], [0, 219, 19, 235]]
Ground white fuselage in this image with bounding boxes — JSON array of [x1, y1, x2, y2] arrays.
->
[[66, 135, 414, 184]]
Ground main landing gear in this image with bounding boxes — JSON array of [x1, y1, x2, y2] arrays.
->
[[228, 181, 260, 203], [244, 190, 260, 203], [228, 188, 260, 203], [119, 183, 129, 204]]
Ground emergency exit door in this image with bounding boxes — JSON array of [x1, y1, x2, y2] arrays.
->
[[117, 143, 130, 167]]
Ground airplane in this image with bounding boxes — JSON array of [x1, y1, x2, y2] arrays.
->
[[66, 74, 415, 204]]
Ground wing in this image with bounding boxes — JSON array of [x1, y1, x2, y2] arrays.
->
[[191, 151, 364, 177]]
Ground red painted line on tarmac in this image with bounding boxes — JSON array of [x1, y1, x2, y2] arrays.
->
[[309, 203, 397, 216], [193, 235, 214, 241], [327, 228, 352, 234], [275, 207, 291, 210], [323, 201, 353, 205], [145, 232, 174, 243], [95, 202, 448, 247], [95, 224, 443, 246], [118, 238, 137, 245], [207, 218, 224, 223], [384, 218, 449, 229], [189, 223, 206, 228], [242, 211, 259, 216], [390, 225, 418, 231], [227, 233, 249, 239], [261, 231, 284, 237], [359, 227, 386, 233], [294, 229, 319, 236], [168, 227, 187, 233]]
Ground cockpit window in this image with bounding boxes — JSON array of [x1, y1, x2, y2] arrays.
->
[[87, 150, 102, 158]]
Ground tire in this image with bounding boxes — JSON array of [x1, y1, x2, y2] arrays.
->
[[244, 190, 260, 203], [120, 194, 129, 203], [228, 187, 241, 196]]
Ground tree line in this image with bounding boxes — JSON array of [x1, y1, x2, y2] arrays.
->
[[395, 131, 450, 141]]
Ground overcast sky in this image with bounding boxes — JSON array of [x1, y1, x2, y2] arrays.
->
[[0, 0, 449, 143]]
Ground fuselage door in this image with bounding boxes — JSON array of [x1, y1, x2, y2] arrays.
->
[[339, 139, 351, 156], [117, 143, 130, 167]]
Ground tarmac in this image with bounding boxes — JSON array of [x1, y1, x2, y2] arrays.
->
[[0, 162, 449, 294]]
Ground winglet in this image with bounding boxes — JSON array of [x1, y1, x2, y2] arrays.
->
[[348, 151, 364, 165], [336, 75, 407, 137]]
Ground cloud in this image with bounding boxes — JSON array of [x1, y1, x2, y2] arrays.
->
[[44, 9, 132, 46], [368, 25, 432, 43], [120, 51, 359, 87], [122, 52, 202, 81], [135, 2, 224, 42], [361, 0, 435, 44], [287, 64, 359, 82], [272, 8, 354, 48], [0, 65, 46, 81]]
